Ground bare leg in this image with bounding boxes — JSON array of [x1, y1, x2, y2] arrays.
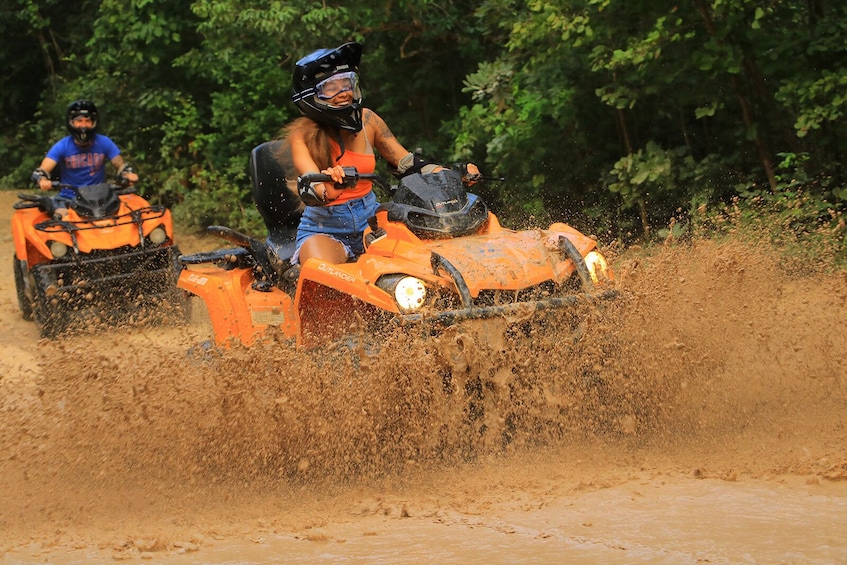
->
[[298, 234, 349, 264]]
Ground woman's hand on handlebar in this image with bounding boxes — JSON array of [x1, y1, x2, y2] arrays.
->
[[320, 165, 346, 186], [319, 165, 357, 200]]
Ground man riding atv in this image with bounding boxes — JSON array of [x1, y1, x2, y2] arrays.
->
[[31, 99, 138, 217], [14, 100, 187, 338]]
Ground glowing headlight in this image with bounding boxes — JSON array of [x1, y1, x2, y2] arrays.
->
[[584, 251, 609, 283], [149, 227, 167, 245], [49, 241, 68, 258], [394, 277, 427, 311]]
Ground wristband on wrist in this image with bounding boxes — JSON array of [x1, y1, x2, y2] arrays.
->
[[31, 168, 50, 186], [297, 177, 329, 206], [396, 152, 440, 177]]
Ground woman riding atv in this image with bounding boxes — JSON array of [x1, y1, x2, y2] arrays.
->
[[277, 41, 479, 266]]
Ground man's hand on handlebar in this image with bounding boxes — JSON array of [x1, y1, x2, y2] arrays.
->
[[31, 168, 52, 191], [117, 164, 139, 187]]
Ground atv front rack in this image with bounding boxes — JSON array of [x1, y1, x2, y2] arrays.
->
[[32, 245, 182, 306], [34, 205, 168, 233], [33, 205, 170, 252], [395, 287, 618, 326]]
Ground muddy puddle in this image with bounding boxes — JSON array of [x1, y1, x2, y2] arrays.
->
[[1, 190, 846, 563]]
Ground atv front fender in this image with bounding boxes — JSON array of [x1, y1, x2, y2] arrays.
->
[[178, 265, 298, 347], [11, 207, 52, 264]]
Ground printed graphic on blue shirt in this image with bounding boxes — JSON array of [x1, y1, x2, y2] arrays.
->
[[45, 135, 121, 187]]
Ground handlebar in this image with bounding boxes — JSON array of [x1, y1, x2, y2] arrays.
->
[[296, 167, 498, 204], [299, 167, 392, 192]]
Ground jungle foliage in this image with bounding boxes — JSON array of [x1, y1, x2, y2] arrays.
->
[[2, 0, 846, 255]]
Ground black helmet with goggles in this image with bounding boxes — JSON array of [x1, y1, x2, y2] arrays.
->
[[66, 99, 99, 145], [291, 42, 364, 132]]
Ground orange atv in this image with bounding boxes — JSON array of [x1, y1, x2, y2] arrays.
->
[[12, 181, 186, 337], [178, 142, 616, 349]]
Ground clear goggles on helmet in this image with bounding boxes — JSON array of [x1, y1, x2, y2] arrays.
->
[[69, 114, 95, 124], [314, 71, 361, 106]]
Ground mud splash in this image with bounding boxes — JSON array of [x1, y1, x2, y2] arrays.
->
[[1, 188, 846, 561]]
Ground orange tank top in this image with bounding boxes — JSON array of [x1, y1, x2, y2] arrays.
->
[[329, 138, 376, 205]]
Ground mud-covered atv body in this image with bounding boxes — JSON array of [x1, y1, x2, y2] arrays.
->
[[11, 182, 185, 337], [178, 142, 616, 349]]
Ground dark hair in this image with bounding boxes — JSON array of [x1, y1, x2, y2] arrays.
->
[[277, 117, 334, 171]]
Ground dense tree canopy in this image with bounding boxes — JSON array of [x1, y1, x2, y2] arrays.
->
[[3, 0, 845, 242]]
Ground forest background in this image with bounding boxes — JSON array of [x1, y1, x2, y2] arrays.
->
[[2, 0, 845, 259]]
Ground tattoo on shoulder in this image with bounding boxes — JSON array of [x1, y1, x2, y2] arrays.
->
[[377, 118, 396, 141]]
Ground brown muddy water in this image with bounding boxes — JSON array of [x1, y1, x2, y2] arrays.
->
[[1, 190, 846, 563]]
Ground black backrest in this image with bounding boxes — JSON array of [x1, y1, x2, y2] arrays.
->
[[249, 141, 303, 260]]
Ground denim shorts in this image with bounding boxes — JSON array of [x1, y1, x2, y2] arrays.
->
[[292, 191, 378, 264]]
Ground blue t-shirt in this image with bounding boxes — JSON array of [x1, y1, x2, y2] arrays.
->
[[46, 134, 121, 198]]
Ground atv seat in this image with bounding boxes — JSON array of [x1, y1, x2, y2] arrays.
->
[[250, 141, 303, 262]]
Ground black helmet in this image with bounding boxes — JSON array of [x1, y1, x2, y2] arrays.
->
[[291, 42, 364, 132], [66, 99, 98, 144]]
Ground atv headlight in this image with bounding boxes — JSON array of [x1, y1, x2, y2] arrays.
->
[[584, 251, 609, 283], [394, 277, 427, 311], [376, 274, 429, 312], [49, 240, 68, 258], [149, 226, 167, 245]]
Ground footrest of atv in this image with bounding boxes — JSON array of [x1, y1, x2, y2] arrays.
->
[[179, 247, 250, 266]]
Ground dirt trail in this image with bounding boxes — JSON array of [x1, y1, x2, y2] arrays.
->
[[1, 189, 846, 563]]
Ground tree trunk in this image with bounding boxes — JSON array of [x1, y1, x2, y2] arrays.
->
[[692, 0, 777, 190]]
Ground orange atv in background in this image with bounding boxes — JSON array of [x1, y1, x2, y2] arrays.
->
[[178, 142, 616, 349], [12, 181, 186, 337]]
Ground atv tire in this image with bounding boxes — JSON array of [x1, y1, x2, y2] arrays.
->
[[13, 256, 34, 321], [33, 296, 62, 339], [169, 248, 192, 323], [31, 266, 64, 339]]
